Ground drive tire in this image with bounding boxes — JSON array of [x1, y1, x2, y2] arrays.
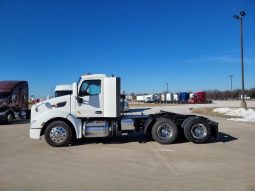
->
[[184, 118, 211, 144], [151, 118, 178, 144], [44, 121, 72, 147]]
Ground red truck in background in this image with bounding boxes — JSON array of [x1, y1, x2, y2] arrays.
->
[[188, 92, 212, 104], [0, 81, 30, 124]]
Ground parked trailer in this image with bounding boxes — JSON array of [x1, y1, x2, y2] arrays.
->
[[136, 95, 145, 102], [166, 93, 173, 104], [0, 81, 30, 123], [30, 74, 218, 147], [179, 92, 189, 103], [173, 93, 179, 103], [160, 93, 166, 104]]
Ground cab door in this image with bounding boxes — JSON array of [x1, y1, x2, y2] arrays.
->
[[76, 79, 103, 117]]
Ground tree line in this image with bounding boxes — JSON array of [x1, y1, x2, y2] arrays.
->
[[205, 87, 255, 100]]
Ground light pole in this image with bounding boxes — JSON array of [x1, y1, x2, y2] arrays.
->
[[229, 75, 233, 99], [233, 10, 247, 109], [166, 83, 168, 92]]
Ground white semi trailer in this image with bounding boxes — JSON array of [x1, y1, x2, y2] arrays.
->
[[30, 74, 218, 147], [166, 93, 173, 103], [136, 95, 145, 102], [173, 93, 179, 103]]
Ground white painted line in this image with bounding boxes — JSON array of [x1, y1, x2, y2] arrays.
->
[[159, 149, 175, 152]]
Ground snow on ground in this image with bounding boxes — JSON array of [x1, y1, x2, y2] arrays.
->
[[213, 107, 255, 122]]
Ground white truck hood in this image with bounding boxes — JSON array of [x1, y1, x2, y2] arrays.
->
[[31, 95, 71, 128]]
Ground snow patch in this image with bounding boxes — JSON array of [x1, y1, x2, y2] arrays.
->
[[213, 107, 255, 122]]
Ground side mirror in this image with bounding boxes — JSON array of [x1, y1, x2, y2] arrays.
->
[[73, 82, 83, 103], [75, 96, 83, 103]]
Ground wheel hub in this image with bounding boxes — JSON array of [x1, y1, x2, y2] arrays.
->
[[50, 127, 67, 143], [7, 114, 13, 123], [157, 123, 172, 139], [191, 123, 207, 139]]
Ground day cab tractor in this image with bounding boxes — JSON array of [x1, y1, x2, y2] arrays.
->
[[30, 74, 218, 147], [188, 92, 212, 104]]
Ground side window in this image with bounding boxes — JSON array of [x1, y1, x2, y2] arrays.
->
[[79, 80, 101, 97]]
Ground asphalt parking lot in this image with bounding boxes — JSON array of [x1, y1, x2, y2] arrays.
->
[[0, 104, 255, 191]]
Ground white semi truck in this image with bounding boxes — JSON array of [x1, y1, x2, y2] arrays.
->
[[30, 74, 218, 147]]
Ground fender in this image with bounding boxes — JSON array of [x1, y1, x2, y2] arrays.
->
[[67, 114, 82, 139], [34, 110, 70, 126], [143, 117, 156, 134], [181, 116, 198, 129]]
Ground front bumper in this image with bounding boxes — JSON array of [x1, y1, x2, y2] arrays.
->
[[0, 112, 7, 122], [30, 128, 41, 140], [30, 120, 42, 140], [0, 114, 7, 122]]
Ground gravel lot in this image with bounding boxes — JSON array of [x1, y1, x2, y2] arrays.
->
[[0, 101, 255, 191]]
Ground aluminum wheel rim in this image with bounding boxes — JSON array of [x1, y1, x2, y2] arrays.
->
[[50, 127, 67, 143], [157, 123, 173, 139], [7, 114, 13, 123], [191, 123, 207, 139]]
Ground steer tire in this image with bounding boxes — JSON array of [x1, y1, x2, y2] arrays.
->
[[6, 111, 14, 124], [184, 118, 211, 144], [151, 118, 178, 144], [44, 121, 72, 147]]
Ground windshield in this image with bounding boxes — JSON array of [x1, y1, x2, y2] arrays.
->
[[0, 92, 10, 99]]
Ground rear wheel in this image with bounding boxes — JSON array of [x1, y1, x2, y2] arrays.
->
[[44, 121, 72, 147], [151, 118, 178, 144], [184, 118, 211, 143]]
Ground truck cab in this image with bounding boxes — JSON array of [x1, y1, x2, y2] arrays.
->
[[30, 74, 121, 145], [0, 81, 29, 123]]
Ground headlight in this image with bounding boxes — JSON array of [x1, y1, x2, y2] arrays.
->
[[31, 120, 37, 125]]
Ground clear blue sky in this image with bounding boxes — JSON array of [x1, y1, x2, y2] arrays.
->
[[0, 0, 255, 97]]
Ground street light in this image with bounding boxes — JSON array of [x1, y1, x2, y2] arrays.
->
[[233, 10, 247, 109], [229, 75, 233, 99]]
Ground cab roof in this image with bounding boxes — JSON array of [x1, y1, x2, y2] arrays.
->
[[0, 81, 28, 92], [81, 74, 108, 79], [55, 84, 72, 91]]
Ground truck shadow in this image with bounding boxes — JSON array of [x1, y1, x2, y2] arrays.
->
[[126, 108, 151, 113], [71, 132, 237, 146], [72, 133, 150, 146], [0, 120, 30, 125], [207, 132, 238, 143]]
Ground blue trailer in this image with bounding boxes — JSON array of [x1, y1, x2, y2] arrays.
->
[[179, 92, 189, 103]]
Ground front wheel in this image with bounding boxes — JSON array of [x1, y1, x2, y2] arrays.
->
[[151, 118, 178, 144], [6, 112, 14, 124], [44, 121, 72, 147]]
